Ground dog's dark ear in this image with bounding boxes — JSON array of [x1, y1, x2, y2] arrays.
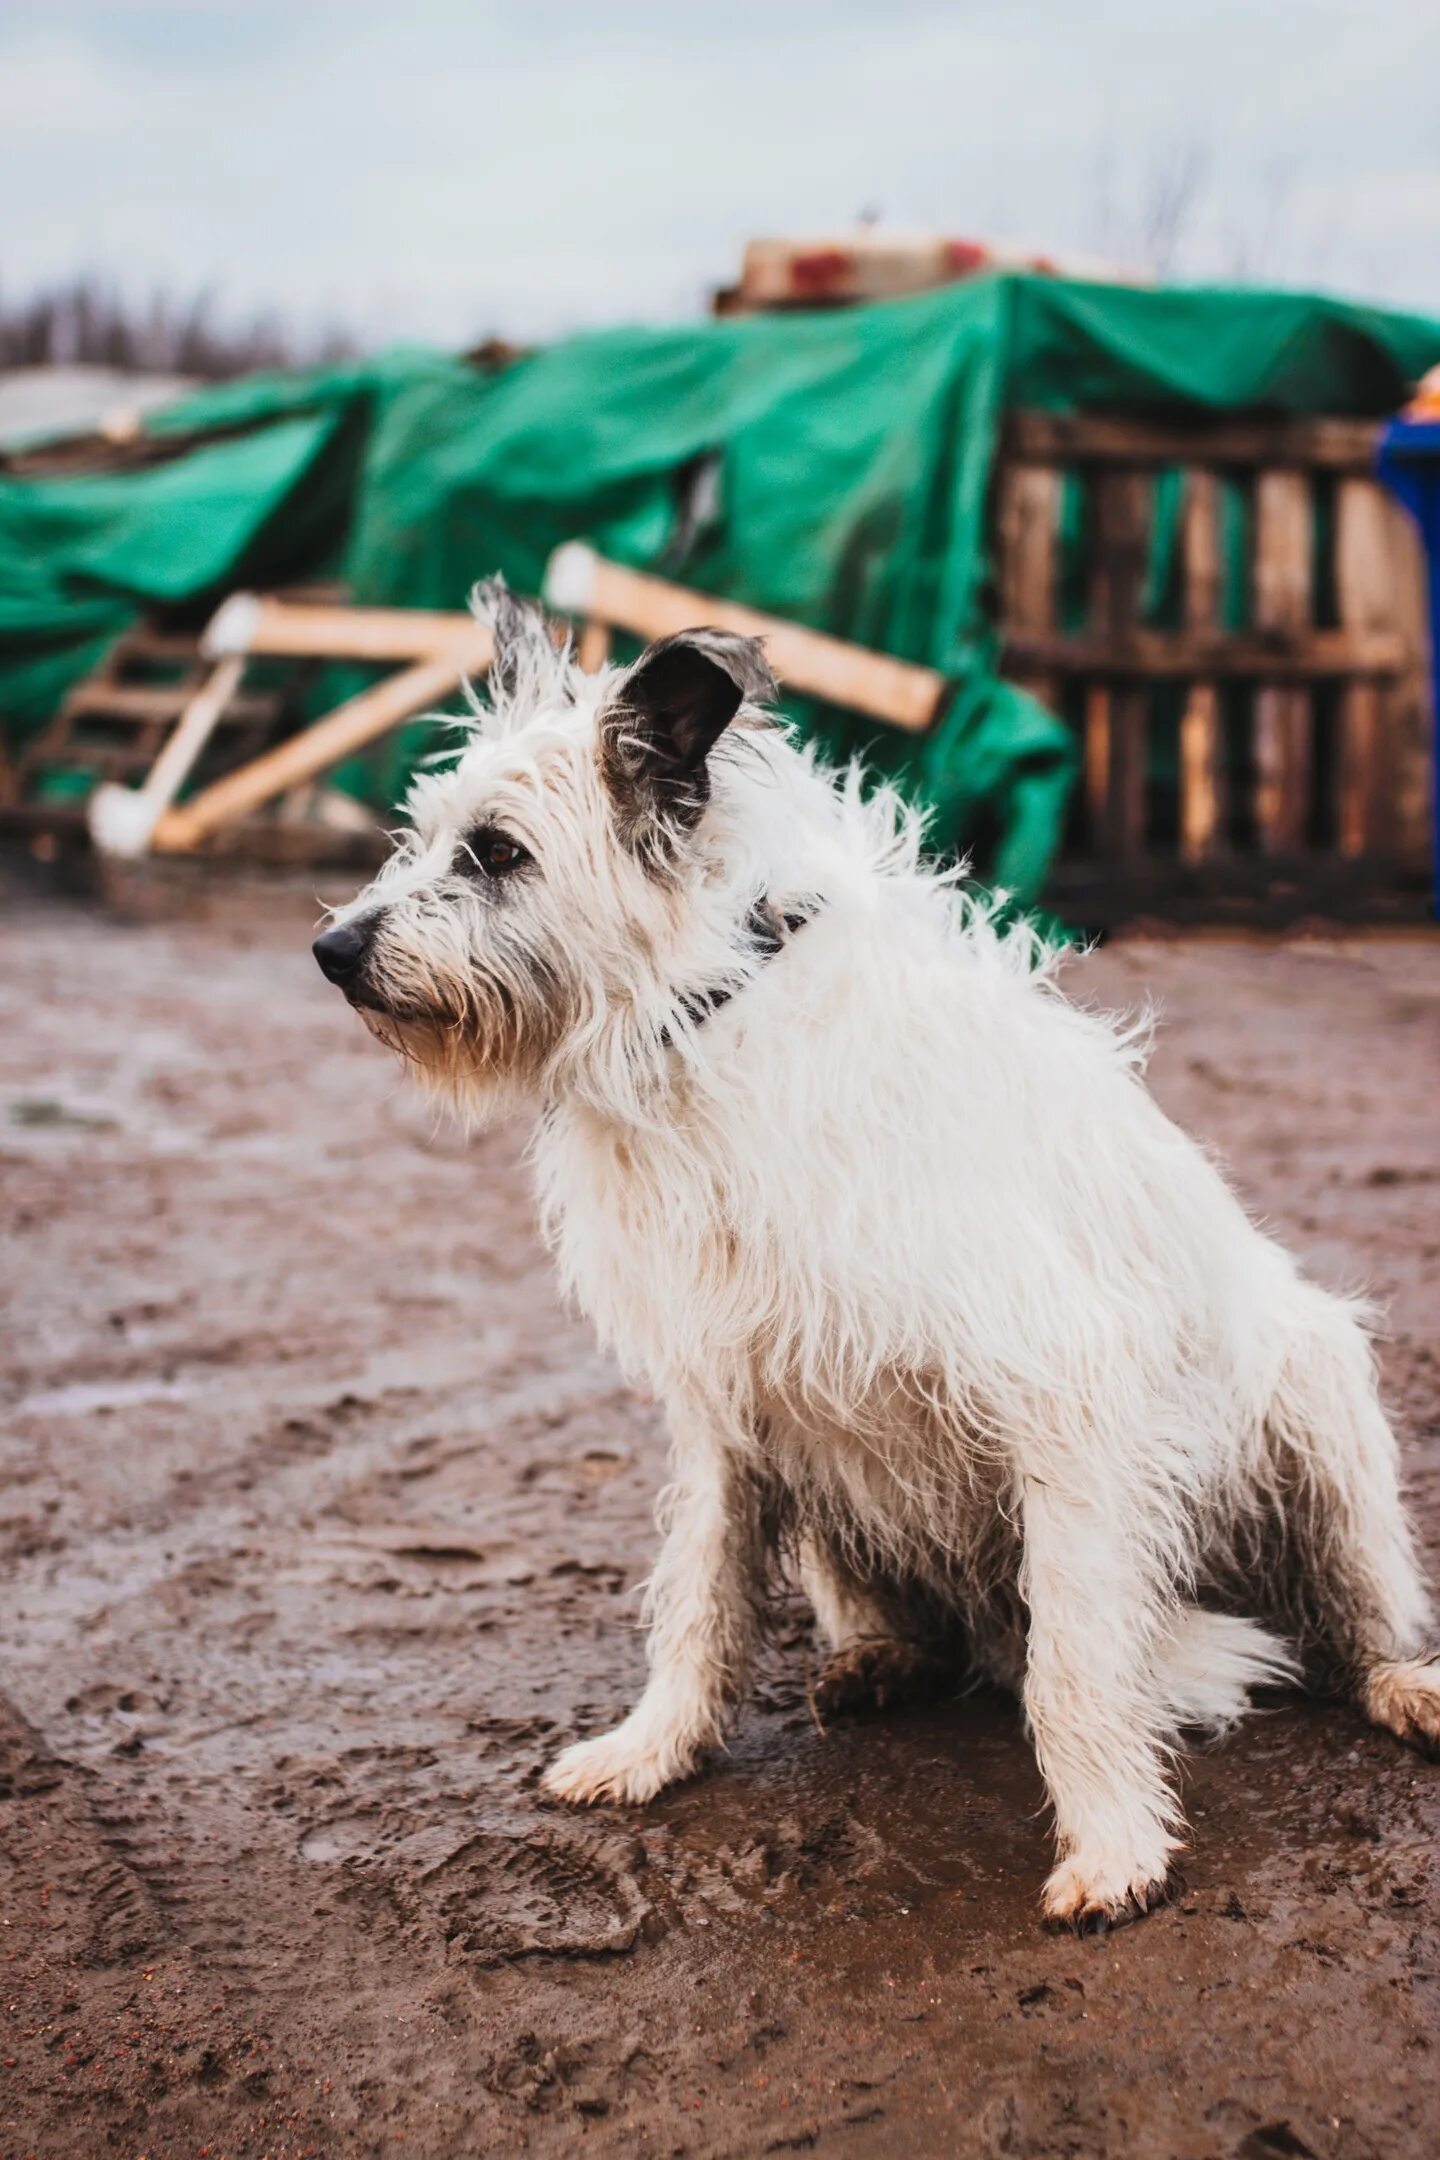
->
[[598, 629, 777, 850], [473, 575, 561, 709]]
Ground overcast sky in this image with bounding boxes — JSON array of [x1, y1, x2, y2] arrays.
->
[[3, 0, 1438, 349]]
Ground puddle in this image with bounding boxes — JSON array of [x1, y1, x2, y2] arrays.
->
[[8, 1096, 119, 1133], [15, 1376, 195, 1417]]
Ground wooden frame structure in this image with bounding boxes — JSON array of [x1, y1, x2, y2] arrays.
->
[[17, 448, 1427, 918], [69, 561, 948, 861], [144, 597, 494, 855]]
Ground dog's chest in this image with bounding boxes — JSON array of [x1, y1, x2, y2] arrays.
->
[[539, 1107, 790, 1385], [755, 1380, 1012, 1590]]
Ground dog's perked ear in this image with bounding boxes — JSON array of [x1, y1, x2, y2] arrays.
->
[[473, 574, 563, 714], [598, 628, 778, 852]]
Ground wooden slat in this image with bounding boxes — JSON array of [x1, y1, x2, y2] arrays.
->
[[1334, 478, 1396, 858], [1005, 410, 1380, 473], [88, 655, 248, 858], [151, 649, 487, 854], [1253, 471, 1314, 854], [203, 595, 495, 668], [0, 802, 386, 873], [1381, 492, 1435, 866], [79, 746, 164, 781], [185, 820, 389, 870], [1084, 471, 1151, 858], [995, 464, 1061, 711], [1179, 472, 1225, 862], [576, 619, 613, 673], [118, 630, 210, 666], [1044, 855, 1433, 932], [544, 547, 948, 733], [62, 682, 278, 727], [143, 656, 248, 812], [1332, 484, 1430, 868], [1001, 627, 1406, 679]]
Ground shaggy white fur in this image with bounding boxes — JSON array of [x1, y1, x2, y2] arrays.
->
[[318, 583, 1438, 1930]]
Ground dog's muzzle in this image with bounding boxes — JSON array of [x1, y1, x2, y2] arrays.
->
[[313, 916, 377, 1000]]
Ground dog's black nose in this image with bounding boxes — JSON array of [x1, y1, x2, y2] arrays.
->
[[312, 919, 372, 987]]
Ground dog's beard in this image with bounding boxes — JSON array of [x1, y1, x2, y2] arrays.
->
[[353, 942, 566, 1112]]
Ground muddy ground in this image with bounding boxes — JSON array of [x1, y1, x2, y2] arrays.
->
[[1, 870, 1437, 2160]]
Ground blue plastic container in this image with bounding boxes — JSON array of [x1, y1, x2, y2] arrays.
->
[[1377, 415, 1440, 919]]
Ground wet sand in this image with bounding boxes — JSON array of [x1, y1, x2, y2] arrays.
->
[[2, 876, 1437, 2159]]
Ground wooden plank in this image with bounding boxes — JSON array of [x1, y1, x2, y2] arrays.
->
[[1044, 855, 1433, 933], [186, 819, 388, 870], [576, 619, 612, 673], [119, 630, 210, 666], [1001, 627, 1406, 680], [544, 545, 947, 733], [62, 682, 277, 727], [1381, 492, 1435, 866], [1334, 477, 1396, 859], [1085, 471, 1151, 858], [1179, 472, 1225, 862], [0, 802, 387, 873], [1005, 410, 1380, 473], [995, 464, 1061, 711], [202, 594, 495, 668], [151, 649, 485, 854], [1253, 471, 1314, 854], [88, 655, 247, 858]]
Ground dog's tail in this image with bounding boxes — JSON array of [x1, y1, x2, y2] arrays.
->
[[1154, 1608, 1299, 1739]]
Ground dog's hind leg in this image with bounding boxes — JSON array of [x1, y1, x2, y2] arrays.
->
[[799, 1535, 946, 1720], [544, 1411, 768, 1806], [1020, 1475, 1185, 1932], [1266, 1291, 1438, 1752]]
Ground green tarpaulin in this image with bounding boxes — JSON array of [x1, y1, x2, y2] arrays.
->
[[5, 275, 1440, 898]]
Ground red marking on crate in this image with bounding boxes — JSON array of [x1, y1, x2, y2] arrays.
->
[[944, 239, 990, 276], [790, 249, 855, 295]]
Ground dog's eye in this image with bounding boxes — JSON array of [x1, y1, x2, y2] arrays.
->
[[460, 827, 530, 879]]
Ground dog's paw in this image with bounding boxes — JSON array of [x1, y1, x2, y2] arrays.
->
[[812, 1638, 945, 1722], [542, 1722, 692, 1808], [1365, 1658, 1440, 1758], [1041, 1850, 1182, 1935]]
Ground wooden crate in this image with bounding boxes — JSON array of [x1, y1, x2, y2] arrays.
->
[[994, 412, 1433, 923]]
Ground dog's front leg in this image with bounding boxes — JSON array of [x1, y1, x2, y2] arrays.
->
[[1020, 1475, 1184, 1931], [544, 1417, 766, 1807]]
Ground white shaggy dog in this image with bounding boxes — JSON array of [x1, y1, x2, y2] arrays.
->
[[314, 581, 1437, 1930]]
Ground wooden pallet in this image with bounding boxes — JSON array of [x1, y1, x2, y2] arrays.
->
[[993, 411, 1432, 916]]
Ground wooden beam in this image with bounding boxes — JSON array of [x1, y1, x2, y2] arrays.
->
[[1334, 478, 1396, 860], [88, 654, 247, 857], [151, 650, 483, 854], [576, 619, 613, 673], [1001, 627, 1405, 680], [544, 544, 947, 733], [1179, 472, 1225, 863], [1004, 410, 1381, 473], [1043, 855, 1432, 933], [202, 593, 494, 669], [995, 464, 1061, 713], [63, 682, 277, 727], [1381, 492, 1436, 866], [1084, 471, 1151, 859], [1252, 471, 1314, 855]]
